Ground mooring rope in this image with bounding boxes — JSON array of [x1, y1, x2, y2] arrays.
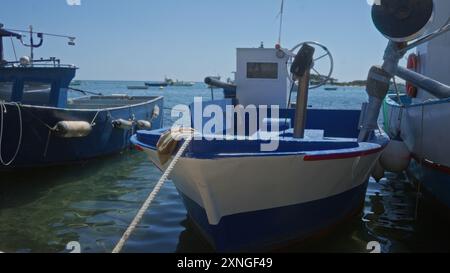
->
[[0, 102, 23, 166], [112, 134, 193, 253]]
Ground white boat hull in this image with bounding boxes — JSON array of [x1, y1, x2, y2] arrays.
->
[[384, 96, 450, 210], [138, 142, 382, 250]]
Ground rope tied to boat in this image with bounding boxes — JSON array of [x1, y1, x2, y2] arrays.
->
[[112, 130, 194, 253], [0, 101, 23, 166], [156, 128, 196, 165]]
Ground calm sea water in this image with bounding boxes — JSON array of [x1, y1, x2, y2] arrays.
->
[[0, 81, 449, 253]]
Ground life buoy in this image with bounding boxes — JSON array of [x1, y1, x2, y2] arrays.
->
[[406, 53, 419, 97]]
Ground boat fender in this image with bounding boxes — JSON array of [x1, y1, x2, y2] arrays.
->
[[54, 121, 92, 138], [156, 130, 180, 165], [406, 53, 419, 98], [379, 139, 411, 173], [371, 160, 385, 182], [137, 120, 152, 129], [152, 105, 160, 119], [156, 128, 195, 165], [112, 119, 134, 130]]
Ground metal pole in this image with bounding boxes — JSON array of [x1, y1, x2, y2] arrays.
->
[[277, 0, 284, 45], [291, 44, 315, 139], [395, 66, 450, 99], [0, 38, 3, 63], [29, 25, 33, 65], [293, 71, 310, 138]]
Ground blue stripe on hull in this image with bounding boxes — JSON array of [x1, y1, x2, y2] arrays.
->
[[178, 182, 368, 251], [409, 160, 450, 210]]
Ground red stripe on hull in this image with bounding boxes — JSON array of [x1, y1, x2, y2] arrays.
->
[[412, 154, 450, 175], [304, 147, 384, 162]]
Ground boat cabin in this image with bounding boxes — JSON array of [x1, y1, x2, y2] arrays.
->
[[235, 46, 290, 107], [0, 26, 76, 108]]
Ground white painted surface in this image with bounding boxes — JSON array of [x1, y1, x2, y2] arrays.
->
[[416, 0, 450, 101], [143, 147, 380, 225], [385, 97, 450, 167], [385, 0, 450, 167], [235, 48, 290, 107]]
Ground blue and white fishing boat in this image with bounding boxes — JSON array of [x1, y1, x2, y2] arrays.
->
[[132, 32, 391, 250], [379, 0, 450, 212], [0, 25, 163, 170]]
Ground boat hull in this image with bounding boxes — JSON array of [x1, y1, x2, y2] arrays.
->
[[0, 97, 163, 170], [409, 158, 450, 210], [134, 136, 383, 251], [383, 95, 450, 211], [145, 82, 169, 87], [180, 182, 368, 251]]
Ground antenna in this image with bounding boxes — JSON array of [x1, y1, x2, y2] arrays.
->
[[29, 25, 34, 63], [277, 0, 285, 45], [5, 27, 76, 47]]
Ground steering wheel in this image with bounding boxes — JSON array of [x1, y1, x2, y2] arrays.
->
[[286, 41, 334, 89]]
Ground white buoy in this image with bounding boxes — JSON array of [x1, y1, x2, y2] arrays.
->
[[380, 140, 411, 173], [54, 121, 92, 138], [137, 120, 152, 129], [371, 160, 385, 182], [152, 105, 160, 119], [112, 119, 134, 130], [19, 56, 31, 66]]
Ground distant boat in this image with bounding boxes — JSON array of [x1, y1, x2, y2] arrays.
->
[[127, 85, 149, 90], [145, 82, 169, 87], [324, 87, 338, 91], [164, 77, 195, 87], [171, 80, 195, 87]]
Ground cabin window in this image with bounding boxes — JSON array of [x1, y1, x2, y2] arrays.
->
[[0, 82, 14, 101], [247, 62, 278, 79], [22, 82, 52, 105]]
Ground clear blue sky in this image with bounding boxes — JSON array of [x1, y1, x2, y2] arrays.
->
[[0, 0, 389, 82]]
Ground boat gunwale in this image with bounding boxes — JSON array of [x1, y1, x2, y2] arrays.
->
[[385, 94, 450, 109], [0, 95, 164, 112], [130, 134, 385, 160]]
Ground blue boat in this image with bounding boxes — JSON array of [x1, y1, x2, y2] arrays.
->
[[132, 39, 389, 251], [0, 26, 163, 170], [145, 82, 169, 87]]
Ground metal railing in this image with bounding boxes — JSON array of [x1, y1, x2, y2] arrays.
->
[[1, 58, 76, 68]]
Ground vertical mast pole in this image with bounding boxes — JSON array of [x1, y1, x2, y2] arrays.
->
[[29, 25, 34, 65], [278, 0, 284, 45]]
